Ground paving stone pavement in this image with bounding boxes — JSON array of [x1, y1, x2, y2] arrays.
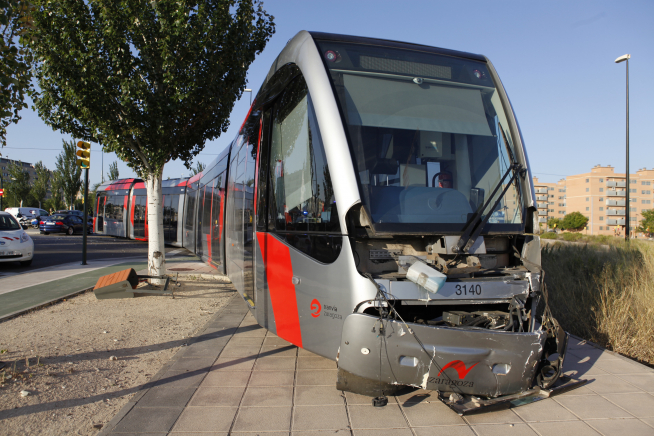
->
[[100, 293, 654, 436]]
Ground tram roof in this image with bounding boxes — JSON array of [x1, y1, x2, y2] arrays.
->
[[307, 31, 487, 63], [97, 177, 188, 192]]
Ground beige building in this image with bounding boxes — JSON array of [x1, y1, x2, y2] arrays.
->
[[534, 165, 654, 236], [533, 177, 567, 230]]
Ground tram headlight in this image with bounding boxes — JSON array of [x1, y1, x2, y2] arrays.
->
[[324, 50, 341, 63]]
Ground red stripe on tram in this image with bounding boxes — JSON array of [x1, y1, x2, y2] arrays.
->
[[255, 233, 303, 347]]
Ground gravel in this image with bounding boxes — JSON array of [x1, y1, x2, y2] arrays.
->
[[0, 277, 234, 435]]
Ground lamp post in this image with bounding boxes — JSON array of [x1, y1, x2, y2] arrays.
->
[[615, 54, 630, 242], [244, 88, 252, 106]]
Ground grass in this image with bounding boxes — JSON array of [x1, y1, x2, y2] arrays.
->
[[541, 231, 628, 246], [542, 240, 654, 365]]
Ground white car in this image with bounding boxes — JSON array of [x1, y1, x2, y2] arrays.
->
[[0, 211, 34, 266]]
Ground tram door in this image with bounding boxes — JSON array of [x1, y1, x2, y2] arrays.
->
[[242, 141, 256, 305], [96, 195, 105, 232], [226, 124, 258, 306]]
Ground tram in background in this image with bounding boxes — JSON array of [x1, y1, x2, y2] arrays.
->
[[94, 178, 186, 247], [94, 31, 575, 410]]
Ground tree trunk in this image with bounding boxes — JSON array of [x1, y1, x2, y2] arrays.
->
[[146, 170, 166, 284]]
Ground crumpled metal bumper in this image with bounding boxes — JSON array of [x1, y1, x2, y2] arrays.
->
[[337, 313, 547, 398]]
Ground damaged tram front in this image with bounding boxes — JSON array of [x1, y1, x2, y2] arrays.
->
[[239, 31, 575, 414]]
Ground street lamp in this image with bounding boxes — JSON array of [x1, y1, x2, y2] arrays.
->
[[615, 53, 630, 241], [244, 88, 252, 106]]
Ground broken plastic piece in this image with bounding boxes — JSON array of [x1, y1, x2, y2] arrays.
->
[[406, 260, 447, 293]]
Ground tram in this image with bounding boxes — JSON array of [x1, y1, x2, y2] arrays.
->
[[95, 31, 572, 410]]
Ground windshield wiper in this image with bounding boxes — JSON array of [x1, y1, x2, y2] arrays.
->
[[453, 124, 525, 254]]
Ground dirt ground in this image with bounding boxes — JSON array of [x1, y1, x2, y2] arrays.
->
[[0, 277, 235, 436]]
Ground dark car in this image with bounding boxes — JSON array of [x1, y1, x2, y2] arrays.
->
[[54, 209, 93, 230], [39, 214, 90, 235]]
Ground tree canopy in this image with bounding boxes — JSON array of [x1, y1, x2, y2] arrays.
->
[[31, 160, 50, 206], [54, 139, 82, 209], [0, 0, 34, 147], [561, 211, 589, 231], [637, 209, 654, 236], [26, 0, 275, 178], [107, 161, 119, 181], [547, 217, 562, 230], [4, 159, 31, 206], [191, 161, 205, 176]]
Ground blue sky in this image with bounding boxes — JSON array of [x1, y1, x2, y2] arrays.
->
[[3, 0, 653, 186]]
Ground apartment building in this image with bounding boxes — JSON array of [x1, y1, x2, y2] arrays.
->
[[0, 157, 56, 201], [0, 157, 37, 182], [533, 177, 567, 229], [534, 165, 654, 236]]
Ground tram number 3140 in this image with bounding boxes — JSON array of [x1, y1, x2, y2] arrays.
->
[[455, 284, 483, 296]]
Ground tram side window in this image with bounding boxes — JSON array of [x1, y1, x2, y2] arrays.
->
[[104, 197, 114, 220], [211, 176, 223, 259], [116, 198, 125, 221], [267, 76, 339, 233], [169, 194, 179, 242], [202, 184, 212, 236], [185, 190, 196, 229]]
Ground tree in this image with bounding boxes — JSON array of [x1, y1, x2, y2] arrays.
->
[[191, 161, 206, 176], [54, 139, 82, 209], [31, 160, 50, 207], [561, 211, 588, 231], [0, 0, 34, 147], [27, 0, 275, 278], [547, 217, 562, 231], [107, 161, 119, 181], [5, 159, 30, 206], [637, 209, 654, 236]]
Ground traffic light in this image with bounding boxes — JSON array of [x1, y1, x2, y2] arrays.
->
[[76, 141, 91, 169]]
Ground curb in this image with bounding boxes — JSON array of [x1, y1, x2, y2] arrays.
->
[[0, 272, 229, 323], [0, 287, 94, 323]]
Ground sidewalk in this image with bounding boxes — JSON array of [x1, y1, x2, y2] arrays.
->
[[100, 296, 654, 436], [0, 250, 222, 320]]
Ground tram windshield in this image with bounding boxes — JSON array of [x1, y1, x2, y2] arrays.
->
[[315, 40, 525, 232]]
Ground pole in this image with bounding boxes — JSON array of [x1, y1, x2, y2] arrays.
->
[[0, 172, 3, 211], [81, 167, 89, 265], [625, 58, 630, 242]]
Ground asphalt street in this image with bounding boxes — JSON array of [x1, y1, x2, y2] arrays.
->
[[0, 228, 179, 275]]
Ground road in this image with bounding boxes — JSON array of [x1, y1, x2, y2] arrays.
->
[[0, 228, 179, 276]]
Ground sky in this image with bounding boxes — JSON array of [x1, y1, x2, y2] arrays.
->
[[3, 0, 653, 186]]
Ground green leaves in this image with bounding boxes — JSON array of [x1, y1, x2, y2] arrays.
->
[[0, 0, 35, 147], [4, 159, 31, 206], [561, 211, 589, 231], [27, 0, 275, 177], [55, 139, 83, 208], [31, 160, 51, 205]]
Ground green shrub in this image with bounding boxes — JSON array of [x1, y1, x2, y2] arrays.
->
[[540, 232, 558, 240], [562, 232, 583, 242]]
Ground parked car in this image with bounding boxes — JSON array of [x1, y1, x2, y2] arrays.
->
[[5, 207, 51, 229], [39, 214, 90, 235], [53, 210, 93, 232], [5, 207, 40, 221], [0, 212, 33, 266]]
